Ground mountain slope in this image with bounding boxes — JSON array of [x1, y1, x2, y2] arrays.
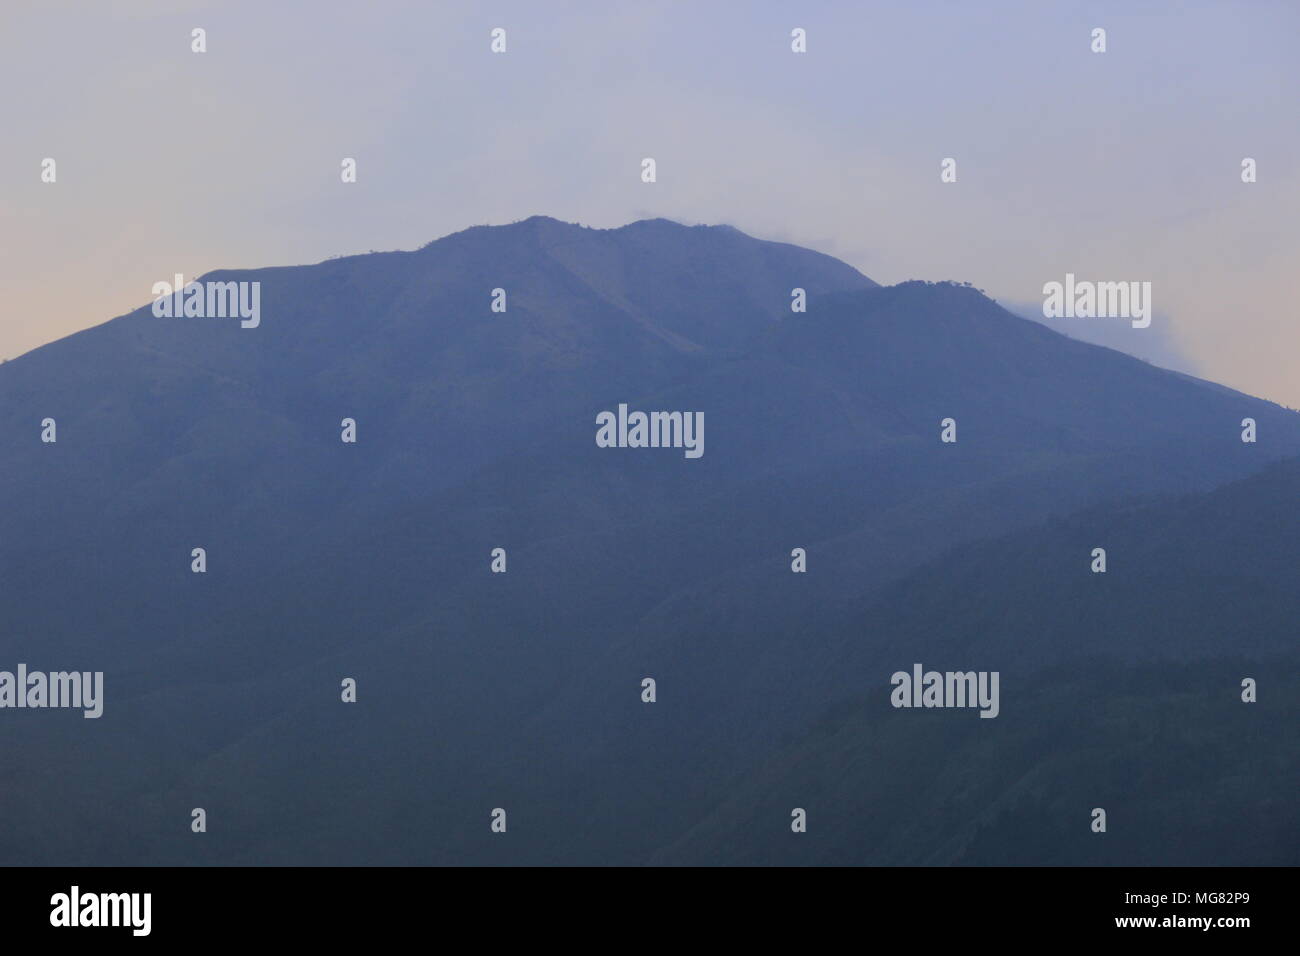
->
[[651, 458, 1300, 864]]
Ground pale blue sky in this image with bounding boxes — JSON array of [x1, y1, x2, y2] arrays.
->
[[3, 0, 1297, 404]]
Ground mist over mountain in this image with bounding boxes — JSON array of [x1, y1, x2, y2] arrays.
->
[[1007, 298, 1203, 380], [0, 217, 1295, 865]]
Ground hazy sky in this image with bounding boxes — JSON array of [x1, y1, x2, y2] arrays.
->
[[3, 0, 1297, 405]]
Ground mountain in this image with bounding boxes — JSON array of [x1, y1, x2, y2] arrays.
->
[[0, 217, 1296, 865]]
